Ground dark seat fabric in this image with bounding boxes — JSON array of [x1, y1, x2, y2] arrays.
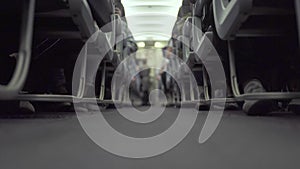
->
[[194, 0, 211, 17], [34, 0, 112, 39], [115, 0, 126, 17], [36, 0, 113, 29], [173, 1, 193, 59], [0, 1, 20, 13], [253, 0, 294, 9], [0, 1, 26, 86], [212, 0, 297, 40], [87, 0, 113, 28], [35, 0, 68, 12], [182, 0, 191, 6], [0, 1, 23, 57], [177, 2, 192, 18], [180, 5, 192, 17], [177, 7, 183, 17], [240, 0, 297, 37], [174, 1, 192, 37]]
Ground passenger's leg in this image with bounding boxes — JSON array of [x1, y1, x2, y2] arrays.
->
[[28, 39, 83, 112], [286, 36, 300, 113], [161, 72, 167, 93], [235, 38, 282, 115]]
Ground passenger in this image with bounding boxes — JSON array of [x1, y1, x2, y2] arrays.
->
[[114, 1, 141, 103], [140, 60, 150, 106], [14, 0, 115, 112], [233, 38, 283, 115], [26, 39, 82, 112], [114, 2, 138, 56], [113, 3, 139, 100], [171, 5, 192, 59], [129, 58, 142, 101], [158, 45, 173, 94], [43, 0, 137, 108]]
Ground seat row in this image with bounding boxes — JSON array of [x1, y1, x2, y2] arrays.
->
[[0, 0, 137, 110], [168, 0, 300, 115]]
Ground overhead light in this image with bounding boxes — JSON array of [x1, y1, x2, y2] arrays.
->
[[123, 0, 182, 41], [154, 42, 165, 48], [134, 33, 170, 41], [137, 42, 146, 48]]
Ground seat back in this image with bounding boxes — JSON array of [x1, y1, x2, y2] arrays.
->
[[87, 0, 113, 29], [182, 17, 193, 62], [35, 0, 114, 41], [69, 0, 99, 40], [213, 0, 297, 40]]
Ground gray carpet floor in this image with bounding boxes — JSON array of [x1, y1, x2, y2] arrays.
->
[[1, 108, 300, 169]]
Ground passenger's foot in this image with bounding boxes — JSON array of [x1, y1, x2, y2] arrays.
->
[[243, 100, 278, 116], [287, 79, 300, 115], [288, 99, 300, 115], [76, 84, 99, 112], [242, 79, 278, 116], [75, 102, 99, 113], [19, 101, 35, 113], [35, 102, 73, 112], [36, 85, 74, 112], [225, 102, 240, 110]]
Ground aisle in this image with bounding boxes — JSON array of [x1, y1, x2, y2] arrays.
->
[[1, 108, 300, 169]]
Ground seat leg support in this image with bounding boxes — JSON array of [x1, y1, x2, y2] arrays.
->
[[228, 41, 242, 97], [0, 0, 35, 99]]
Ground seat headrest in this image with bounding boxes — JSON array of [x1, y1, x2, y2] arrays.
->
[[182, 0, 191, 6], [177, 7, 183, 17], [180, 5, 192, 17], [190, 0, 198, 4], [115, 2, 126, 17], [183, 18, 192, 37], [194, 0, 202, 17], [88, 0, 113, 28], [194, 0, 211, 17]]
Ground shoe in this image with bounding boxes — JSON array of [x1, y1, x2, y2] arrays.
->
[[242, 79, 278, 116], [76, 84, 99, 113], [36, 85, 74, 112], [288, 99, 300, 115], [19, 101, 35, 113], [225, 102, 240, 110], [243, 99, 278, 116], [35, 102, 74, 112], [287, 79, 300, 115], [54, 85, 75, 112]]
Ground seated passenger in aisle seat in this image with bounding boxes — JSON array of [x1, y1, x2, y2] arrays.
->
[[115, 2, 138, 56], [115, 1, 139, 96], [171, 6, 192, 60], [26, 40, 83, 112], [233, 38, 282, 115], [232, 37, 300, 115], [23, 1, 115, 112], [197, 0, 299, 114]]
